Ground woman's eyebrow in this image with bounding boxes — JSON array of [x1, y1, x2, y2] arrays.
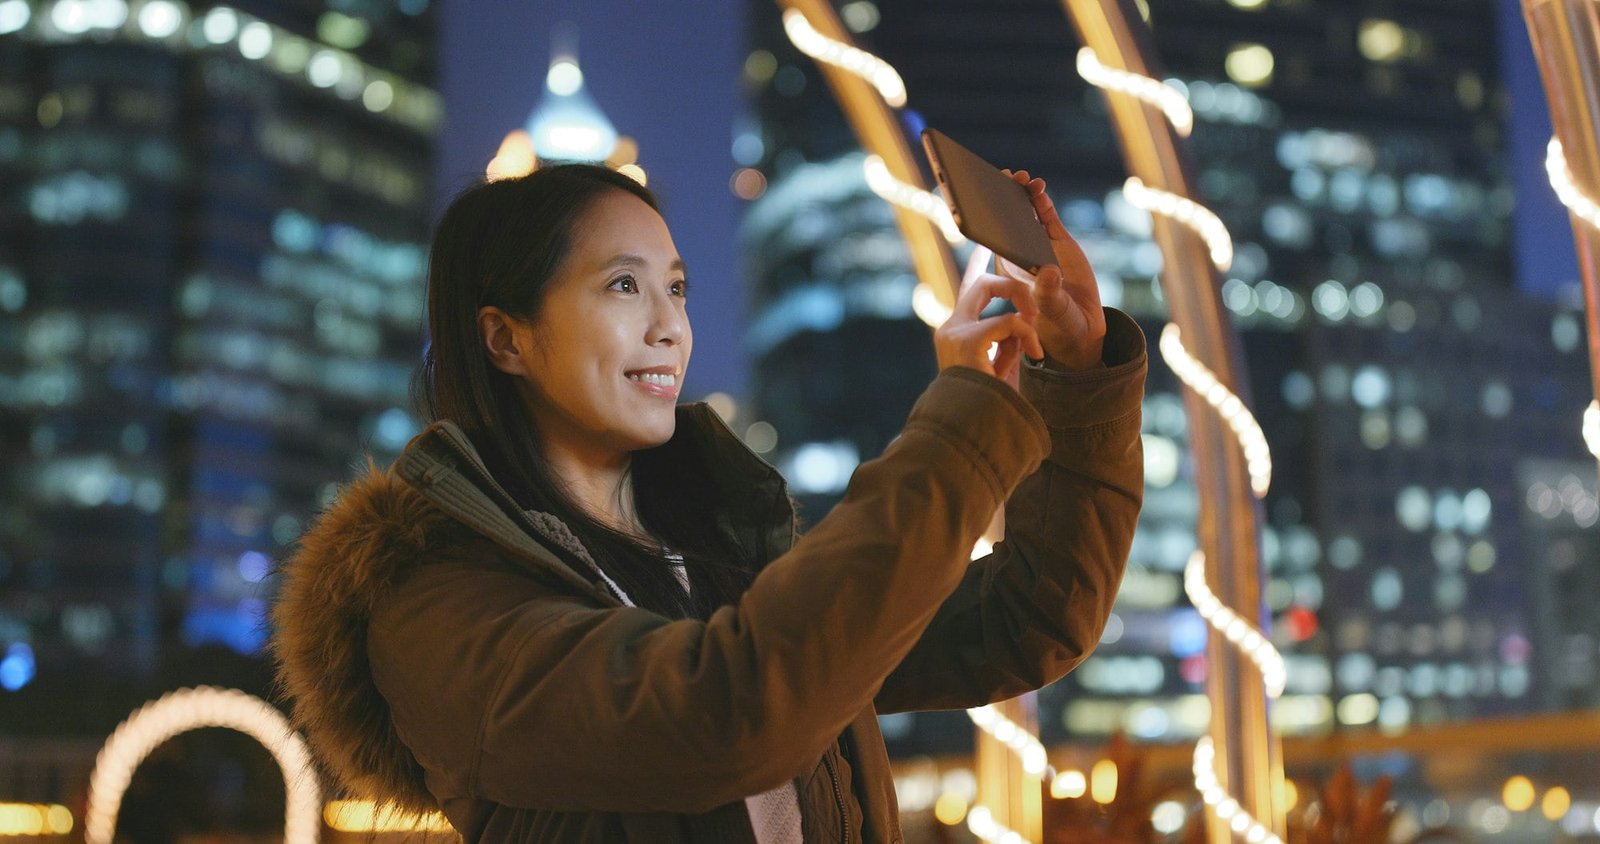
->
[[603, 253, 687, 274]]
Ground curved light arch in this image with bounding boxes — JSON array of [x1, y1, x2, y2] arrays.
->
[[1524, 0, 1600, 477], [777, 0, 962, 308], [779, 1, 1284, 838], [83, 686, 321, 844], [1060, 1, 1283, 839], [1543, 138, 1600, 462]]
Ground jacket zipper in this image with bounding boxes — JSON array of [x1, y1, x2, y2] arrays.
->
[[821, 749, 852, 844]]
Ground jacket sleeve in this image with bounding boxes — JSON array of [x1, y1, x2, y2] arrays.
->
[[365, 368, 1050, 815], [874, 308, 1147, 714]]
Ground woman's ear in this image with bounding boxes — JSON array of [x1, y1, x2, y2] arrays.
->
[[477, 306, 528, 376]]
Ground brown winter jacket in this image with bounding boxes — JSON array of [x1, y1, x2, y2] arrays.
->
[[271, 310, 1147, 843]]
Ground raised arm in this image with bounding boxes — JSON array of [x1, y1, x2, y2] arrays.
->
[[365, 368, 1051, 815], [875, 308, 1146, 712]]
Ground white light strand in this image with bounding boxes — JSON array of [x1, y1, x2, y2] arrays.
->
[[965, 705, 1055, 780], [1193, 738, 1284, 844], [1544, 140, 1600, 461], [1123, 177, 1234, 271], [1187, 550, 1284, 844], [84, 687, 322, 844], [864, 154, 966, 244], [1542, 141, 1600, 463], [781, 8, 907, 107], [967, 805, 1030, 844], [1586, 400, 1600, 460], [1159, 324, 1272, 496], [1184, 552, 1286, 697], [1075, 47, 1194, 136], [1082, 33, 1279, 844], [1546, 137, 1600, 232], [912, 282, 954, 328]]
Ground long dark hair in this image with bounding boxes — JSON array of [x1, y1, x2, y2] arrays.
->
[[417, 164, 755, 619]]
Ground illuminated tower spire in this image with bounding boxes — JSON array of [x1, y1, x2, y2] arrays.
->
[[526, 26, 618, 163], [488, 25, 642, 182]]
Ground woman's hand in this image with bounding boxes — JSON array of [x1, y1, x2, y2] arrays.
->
[[997, 170, 1106, 372], [934, 272, 1045, 387]]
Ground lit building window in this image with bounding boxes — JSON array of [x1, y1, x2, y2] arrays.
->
[[1224, 43, 1274, 88], [1370, 567, 1403, 610]]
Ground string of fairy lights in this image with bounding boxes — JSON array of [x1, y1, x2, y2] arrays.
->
[[1185, 549, 1288, 844], [1159, 324, 1273, 497], [864, 154, 965, 245], [1075, 47, 1194, 137], [1077, 44, 1283, 844], [1193, 737, 1281, 844], [1544, 138, 1600, 461], [781, 7, 907, 107], [1585, 400, 1600, 460], [1122, 177, 1236, 271], [781, 9, 1285, 841], [1184, 551, 1286, 699]]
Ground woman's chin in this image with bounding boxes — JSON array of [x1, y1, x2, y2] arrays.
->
[[623, 423, 676, 452]]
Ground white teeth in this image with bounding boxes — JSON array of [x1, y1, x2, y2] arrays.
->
[[629, 372, 677, 387]]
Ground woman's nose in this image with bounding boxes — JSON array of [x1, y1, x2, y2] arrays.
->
[[647, 294, 686, 346]]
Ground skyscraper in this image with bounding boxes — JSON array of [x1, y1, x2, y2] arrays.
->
[[0, 0, 438, 749]]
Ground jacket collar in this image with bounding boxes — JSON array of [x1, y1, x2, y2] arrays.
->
[[392, 402, 796, 603]]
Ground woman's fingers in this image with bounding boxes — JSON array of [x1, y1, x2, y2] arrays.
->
[[1028, 181, 1071, 240], [1035, 264, 1063, 302], [935, 288, 1045, 381], [992, 336, 1022, 385], [963, 312, 1044, 360], [955, 272, 1037, 321]]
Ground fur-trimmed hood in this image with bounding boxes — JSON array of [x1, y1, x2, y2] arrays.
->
[[269, 406, 795, 813], [270, 461, 442, 812]]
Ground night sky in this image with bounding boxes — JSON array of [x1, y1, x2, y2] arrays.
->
[[433, 0, 1581, 405], [1496, 0, 1582, 301]]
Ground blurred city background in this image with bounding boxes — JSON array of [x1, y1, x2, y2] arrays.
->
[[1, 0, 1597, 841]]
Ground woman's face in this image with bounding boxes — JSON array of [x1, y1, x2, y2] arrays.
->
[[487, 189, 692, 461]]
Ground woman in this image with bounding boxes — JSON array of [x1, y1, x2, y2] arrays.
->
[[272, 163, 1146, 842]]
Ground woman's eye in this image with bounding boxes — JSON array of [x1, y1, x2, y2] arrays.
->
[[609, 275, 637, 293], [671, 279, 688, 297]]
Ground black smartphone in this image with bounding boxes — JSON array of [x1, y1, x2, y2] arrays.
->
[[921, 128, 1056, 273]]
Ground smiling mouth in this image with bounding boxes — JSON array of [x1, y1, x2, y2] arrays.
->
[[626, 372, 678, 387]]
